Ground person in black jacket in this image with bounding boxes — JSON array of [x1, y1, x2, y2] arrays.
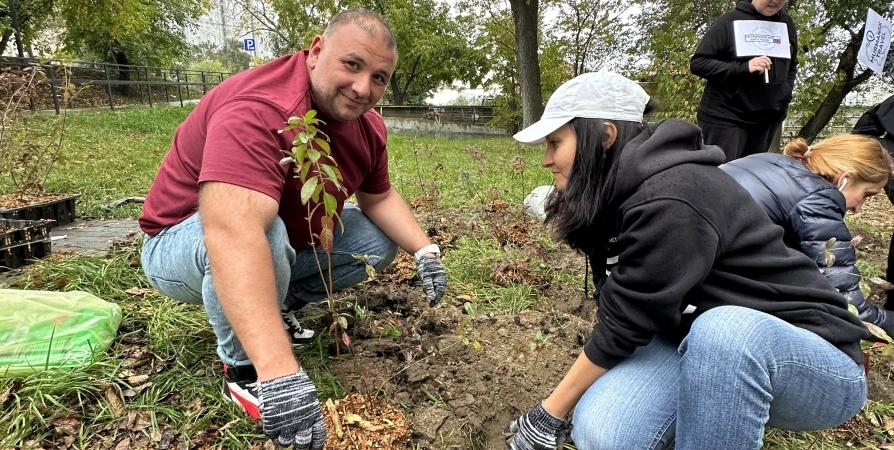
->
[[853, 95, 894, 310], [721, 135, 893, 337], [690, 0, 797, 162], [504, 71, 868, 450]]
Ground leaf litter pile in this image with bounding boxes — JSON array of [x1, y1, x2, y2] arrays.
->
[[322, 393, 411, 449]]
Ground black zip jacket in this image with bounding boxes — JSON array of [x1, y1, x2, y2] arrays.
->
[[690, 0, 798, 126], [584, 119, 868, 370]]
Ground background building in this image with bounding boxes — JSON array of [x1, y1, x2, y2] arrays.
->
[[184, 0, 275, 62]]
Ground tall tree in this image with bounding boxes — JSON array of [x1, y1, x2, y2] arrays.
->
[[459, 1, 571, 133], [59, 0, 208, 70], [0, 0, 54, 56], [632, 0, 716, 122], [789, 1, 894, 141], [231, 0, 336, 55], [234, 0, 483, 105], [462, 5, 521, 132], [371, 0, 485, 105], [508, 0, 543, 128], [186, 38, 253, 74], [548, 0, 630, 76], [463, 0, 634, 130]]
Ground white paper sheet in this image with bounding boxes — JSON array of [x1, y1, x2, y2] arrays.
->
[[733, 20, 791, 59]]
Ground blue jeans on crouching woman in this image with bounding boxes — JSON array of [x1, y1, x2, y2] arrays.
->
[[140, 203, 397, 366], [571, 306, 866, 450]]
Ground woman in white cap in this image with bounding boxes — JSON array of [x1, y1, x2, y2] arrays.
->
[[504, 71, 869, 450]]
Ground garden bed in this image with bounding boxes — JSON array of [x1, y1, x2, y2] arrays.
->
[[0, 193, 79, 228]]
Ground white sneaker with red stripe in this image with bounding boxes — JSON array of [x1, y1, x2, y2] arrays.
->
[[222, 363, 260, 419], [282, 310, 316, 347]]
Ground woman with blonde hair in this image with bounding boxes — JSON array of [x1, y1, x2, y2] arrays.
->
[[721, 134, 894, 336]]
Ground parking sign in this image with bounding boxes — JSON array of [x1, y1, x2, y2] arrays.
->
[[243, 38, 256, 52]]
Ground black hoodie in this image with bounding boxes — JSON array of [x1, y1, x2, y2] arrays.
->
[[584, 119, 869, 369], [690, 0, 798, 126]]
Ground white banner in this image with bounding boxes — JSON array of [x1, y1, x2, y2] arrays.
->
[[858, 9, 892, 74], [733, 20, 791, 59]]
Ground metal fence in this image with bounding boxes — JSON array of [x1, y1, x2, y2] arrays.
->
[[376, 105, 495, 125], [0, 57, 232, 113], [780, 111, 867, 142]]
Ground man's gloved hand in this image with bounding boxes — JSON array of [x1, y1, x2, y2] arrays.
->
[[504, 402, 570, 450], [415, 244, 447, 306], [257, 368, 325, 450]]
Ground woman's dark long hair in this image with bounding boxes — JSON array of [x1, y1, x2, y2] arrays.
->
[[544, 98, 660, 256]]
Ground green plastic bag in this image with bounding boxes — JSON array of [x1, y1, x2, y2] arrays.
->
[[0, 289, 122, 376]]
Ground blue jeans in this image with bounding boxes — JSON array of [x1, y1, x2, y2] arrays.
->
[[140, 203, 398, 366], [571, 306, 866, 450]]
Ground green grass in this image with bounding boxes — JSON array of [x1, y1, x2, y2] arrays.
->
[[0, 107, 553, 220], [846, 215, 889, 242], [0, 106, 193, 219], [483, 284, 541, 314], [858, 260, 886, 279], [1, 244, 343, 448], [442, 235, 505, 287], [387, 134, 552, 209]]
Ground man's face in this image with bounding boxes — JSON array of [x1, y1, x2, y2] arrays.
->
[[306, 23, 397, 122]]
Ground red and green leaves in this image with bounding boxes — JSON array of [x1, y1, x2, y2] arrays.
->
[[279, 109, 346, 255], [279, 110, 354, 356]]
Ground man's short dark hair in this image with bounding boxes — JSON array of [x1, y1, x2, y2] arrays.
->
[[324, 9, 398, 55]]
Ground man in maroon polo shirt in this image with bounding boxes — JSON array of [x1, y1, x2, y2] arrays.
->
[[139, 10, 446, 449]]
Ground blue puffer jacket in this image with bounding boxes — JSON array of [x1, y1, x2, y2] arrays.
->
[[721, 153, 894, 334]]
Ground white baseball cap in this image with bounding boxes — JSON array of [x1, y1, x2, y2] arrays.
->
[[513, 71, 650, 145]]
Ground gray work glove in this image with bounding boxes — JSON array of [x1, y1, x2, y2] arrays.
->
[[257, 368, 326, 450], [504, 402, 570, 450], [415, 245, 447, 306]]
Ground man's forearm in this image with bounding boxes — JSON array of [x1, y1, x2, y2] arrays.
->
[[204, 226, 298, 380], [357, 187, 431, 253]]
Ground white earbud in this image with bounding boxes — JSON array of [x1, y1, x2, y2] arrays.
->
[[838, 177, 848, 191]]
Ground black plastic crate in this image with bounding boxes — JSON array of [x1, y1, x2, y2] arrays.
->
[[0, 218, 52, 271], [0, 194, 78, 228]]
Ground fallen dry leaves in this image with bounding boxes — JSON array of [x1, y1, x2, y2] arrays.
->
[[380, 252, 416, 284], [492, 259, 550, 287], [105, 386, 126, 417], [124, 287, 155, 296], [322, 392, 410, 449], [51, 417, 80, 436], [0, 193, 68, 210]]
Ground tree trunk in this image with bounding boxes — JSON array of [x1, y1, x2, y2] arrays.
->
[[113, 49, 131, 96], [509, 0, 544, 128], [796, 26, 872, 143], [768, 124, 782, 153], [694, 0, 734, 29], [389, 76, 405, 105], [0, 30, 14, 56]]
